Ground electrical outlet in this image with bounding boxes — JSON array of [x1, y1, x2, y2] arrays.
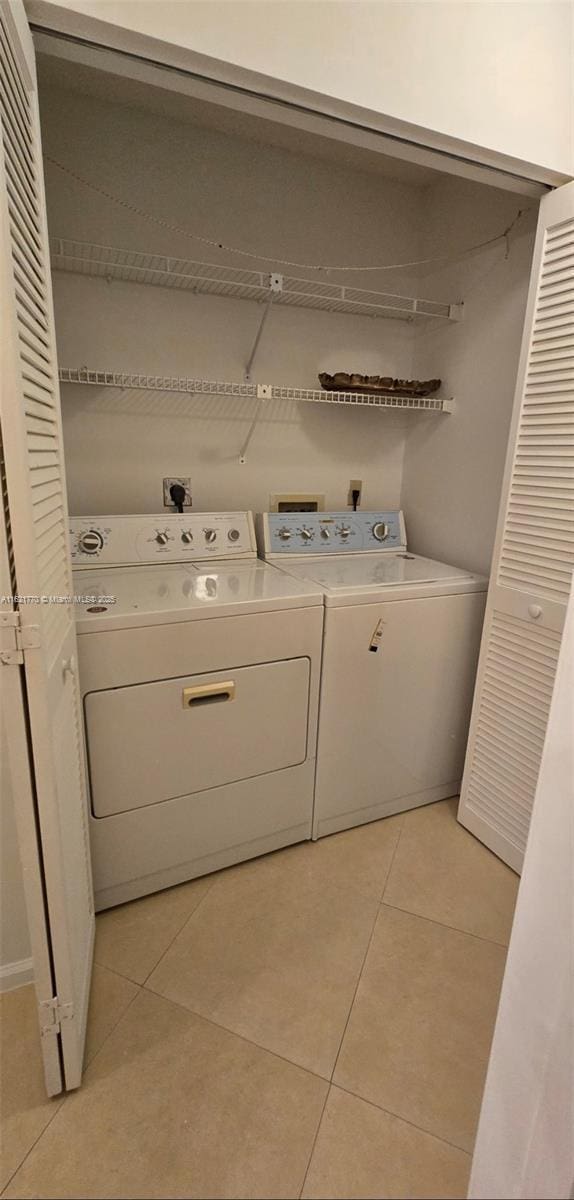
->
[[163, 477, 192, 508], [348, 479, 362, 507]]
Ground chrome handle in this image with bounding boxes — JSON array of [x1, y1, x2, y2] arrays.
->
[[182, 681, 235, 708]]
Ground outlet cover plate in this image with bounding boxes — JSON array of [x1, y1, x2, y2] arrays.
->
[[348, 479, 362, 507], [163, 477, 192, 508]]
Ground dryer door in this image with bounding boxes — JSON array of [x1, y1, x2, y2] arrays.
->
[[85, 658, 310, 817]]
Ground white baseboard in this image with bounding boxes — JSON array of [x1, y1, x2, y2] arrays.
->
[[0, 956, 34, 993]]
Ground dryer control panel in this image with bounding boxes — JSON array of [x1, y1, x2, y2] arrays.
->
[[70, 512, 256, 568], [259, 511, 406, 556]]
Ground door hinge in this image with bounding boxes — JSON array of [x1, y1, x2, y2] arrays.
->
[[39, 996, 74, 1038], [0, 613, 41, 665]]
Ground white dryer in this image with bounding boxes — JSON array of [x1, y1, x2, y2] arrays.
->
[[70, 512, 323, 909], [257, 511, 487, 838]]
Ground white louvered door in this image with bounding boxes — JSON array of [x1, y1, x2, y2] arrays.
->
[[459, 180, 574, 873], [0, 0, 94, 1094]]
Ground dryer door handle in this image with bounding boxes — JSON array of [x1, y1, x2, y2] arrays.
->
[[182, 681, 236, 708]]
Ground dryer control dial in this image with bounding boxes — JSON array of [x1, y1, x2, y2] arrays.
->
[[204, 529, 217, 543], [320, 528, 330, 540], [278, 527, 292, 541], [181, 531, 193, 544], [78, 529, 104, 555], [228, 528, 240, 542], [337, 525, 351, 539], [155, 531, 170, 545], [300, 527, 314, 542], [372, 522, 389, 542]]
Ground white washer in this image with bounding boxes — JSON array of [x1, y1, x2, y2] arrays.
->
[[257, 511, 487, 838], [70, 512, 323, 909]]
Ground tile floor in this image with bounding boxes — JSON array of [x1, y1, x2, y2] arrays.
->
[[0, 798, 518, 1199]]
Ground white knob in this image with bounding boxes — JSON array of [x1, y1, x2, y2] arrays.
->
[[79, 529, 103, 554], [528, 604, 543, 620], [372, 522, 389, 542], [278, 528, 292, 541], [62, 655, 76, 679]]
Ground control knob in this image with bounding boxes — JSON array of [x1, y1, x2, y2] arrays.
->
[[181, 531, 193, 544], [300, 527, 314, 541], [228, 528, 240, 542], [372, 521, 389, 542], [278, 528, 292, 541], [155, 531, 170, 546], [204, 529, 217, 543], [337, 525, 351, 539], [320, 529, 330, 540], [78, 529, 104, 555]]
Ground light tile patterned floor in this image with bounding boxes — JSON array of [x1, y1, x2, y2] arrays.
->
[[0, 798, 518, 1199]]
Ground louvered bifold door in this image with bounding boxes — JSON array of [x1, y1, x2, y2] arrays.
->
[[0, 0, 94, 1094], [459, 181, 574, 873]]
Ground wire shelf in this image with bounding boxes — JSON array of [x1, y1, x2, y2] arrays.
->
[[51, 239, 462, 324], [58, 367, 453, 412]]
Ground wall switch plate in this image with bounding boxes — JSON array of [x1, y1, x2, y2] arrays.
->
[[348, 479, 362, 507], [163, 477, 192, 508]]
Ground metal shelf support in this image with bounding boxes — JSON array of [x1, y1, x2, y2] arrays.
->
[[245, 275, 283, 381], [239, 385, 273, 463]]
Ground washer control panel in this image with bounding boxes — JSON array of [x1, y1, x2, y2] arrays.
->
[[70, 512, 256, 567], [261, 511, 406, 555]]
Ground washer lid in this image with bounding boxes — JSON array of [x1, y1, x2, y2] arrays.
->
[[279, 553, 488, 603], [72, 560, 322, 631]]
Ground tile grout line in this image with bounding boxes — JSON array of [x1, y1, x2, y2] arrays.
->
[[139, 875, 221, 987], [1, 1094, 65, 1195], [140, 981, 332, 1086], [295, 814, 405, 1200], [91, 957, 143, 987], [297, 1082, 332, 1200], [0, 979, 145, 1195], [98, 829, 409, 987], [379, 816, 406, 905], [327, 820, 406, 1088], [333, 1080, 474, 1158], [83, 981, 143, 1069], [379, 898, 512, 949], [326, 887, 391, 1087]]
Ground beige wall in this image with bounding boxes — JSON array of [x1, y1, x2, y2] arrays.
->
[[401, 178, 536, 576], [41, 83, 423, 516], [28, 0, 574, 176]]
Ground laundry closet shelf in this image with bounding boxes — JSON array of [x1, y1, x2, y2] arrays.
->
[[51, 239, 463, 324], [58, 368, 454, 413]]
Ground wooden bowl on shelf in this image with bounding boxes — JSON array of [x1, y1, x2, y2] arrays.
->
[[318, 372, 441, 397]]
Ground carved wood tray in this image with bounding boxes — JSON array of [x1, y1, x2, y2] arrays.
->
[[318, 372, 442, 397]]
